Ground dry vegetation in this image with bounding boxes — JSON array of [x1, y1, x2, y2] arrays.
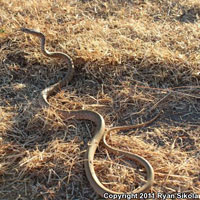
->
[[0, 0, 200, 199]]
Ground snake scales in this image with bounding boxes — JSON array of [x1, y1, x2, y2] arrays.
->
[[21, 28, 159, 198]]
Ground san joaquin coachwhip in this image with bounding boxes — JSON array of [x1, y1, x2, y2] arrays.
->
[[21, 28, 159, 198]]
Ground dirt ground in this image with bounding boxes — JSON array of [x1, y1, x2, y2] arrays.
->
[[0, 0, 200, 199]]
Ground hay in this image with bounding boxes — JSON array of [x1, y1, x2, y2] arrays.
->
[[0, 0, 200, 199]]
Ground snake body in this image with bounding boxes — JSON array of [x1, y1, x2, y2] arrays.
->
[[21, 28, 158, 198]]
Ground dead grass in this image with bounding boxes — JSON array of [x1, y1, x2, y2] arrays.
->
[[0, 0, 200, 199]]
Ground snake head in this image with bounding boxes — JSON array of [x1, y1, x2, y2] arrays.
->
[[20, 27, 31, 33]]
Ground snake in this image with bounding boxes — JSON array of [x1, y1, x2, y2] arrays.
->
[[21, 28, 159, 198]]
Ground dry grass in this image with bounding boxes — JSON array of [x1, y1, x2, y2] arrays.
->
[[0, 0, 200, 199]]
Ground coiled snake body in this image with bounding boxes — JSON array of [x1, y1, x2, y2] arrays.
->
[[21, 28, 158, 198]]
